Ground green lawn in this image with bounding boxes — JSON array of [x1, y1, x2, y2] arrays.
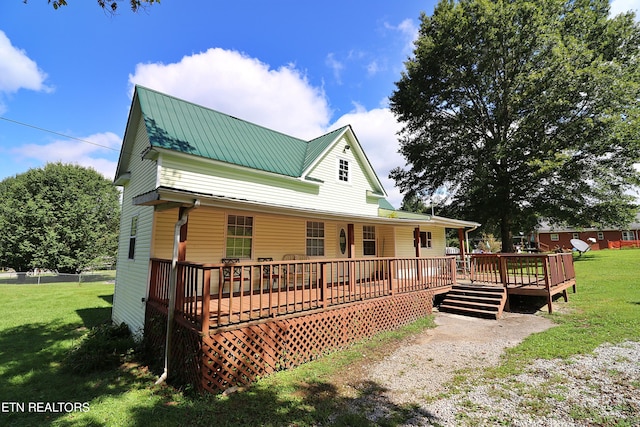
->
[[0, 250, 638, 426]]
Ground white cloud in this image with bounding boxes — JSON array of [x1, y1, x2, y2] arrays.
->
[[385, 18, 419, 55], [331, 106, 405, 208], [325, 52, 345, 85], [129, 48, 331, 140], [0, 30, 51, 113], [610, 0, 640, 19], [12, 132, 121, 180]]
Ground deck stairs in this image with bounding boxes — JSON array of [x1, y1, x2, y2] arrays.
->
[[439, 284, 507, 319]]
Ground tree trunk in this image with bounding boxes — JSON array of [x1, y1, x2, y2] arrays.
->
[[501, 214, 514, 253]]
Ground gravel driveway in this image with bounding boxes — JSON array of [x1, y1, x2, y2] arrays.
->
[[337, 310, 640, 426]]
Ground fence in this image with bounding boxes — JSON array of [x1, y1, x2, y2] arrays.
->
[[0, 270, 116, 285]]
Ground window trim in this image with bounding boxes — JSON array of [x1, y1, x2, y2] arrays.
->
[[622, 230, 635, 241], [306, 221, 325, 256], [337, 157, 350, 183], [597, 232, 604, 241], [225, 214, 254, 259], [128, 215, 138, 260], [550, 233, 559, 242], [420, 231, 432, 249], [363, 225, 376, 256]]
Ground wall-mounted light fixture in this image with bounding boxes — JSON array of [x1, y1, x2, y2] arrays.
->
[[343, 145, 351, 152]]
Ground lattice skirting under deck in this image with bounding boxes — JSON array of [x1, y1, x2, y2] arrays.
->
[[144, 289, 434, 394]]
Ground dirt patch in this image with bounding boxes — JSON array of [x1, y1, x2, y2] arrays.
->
[[330, 309, 555, 401]]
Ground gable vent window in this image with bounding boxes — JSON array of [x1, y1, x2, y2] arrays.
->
[[226, 215, 253, 258], [128, 216, 138, 260], [338, 158, 349, 182]]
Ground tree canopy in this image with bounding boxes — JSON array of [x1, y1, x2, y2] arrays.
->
[[0, 163, 120, 273], [37, 0, 159, 12], [390, 0, 640, 252]]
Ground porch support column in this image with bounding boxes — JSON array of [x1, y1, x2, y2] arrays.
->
[[348, 224, 355, 258], [178, 206, 189, 262]]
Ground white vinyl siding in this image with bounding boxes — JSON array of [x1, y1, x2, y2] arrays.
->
[[112, 116, 159, 335], [157, 135, 381, 218], [394, 226, 445, 257]]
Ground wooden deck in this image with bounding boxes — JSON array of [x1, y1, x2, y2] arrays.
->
[[144, 253, 577, 394], [468, 252, 577, 313], [148, 256, 458, 332]]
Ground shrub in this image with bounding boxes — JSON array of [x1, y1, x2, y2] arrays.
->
[[64, 322, 136, 374]]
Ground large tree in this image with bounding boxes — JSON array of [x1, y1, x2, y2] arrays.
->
[[32, 0, 159, 12], [0, 163, 120, 273], [390, 0, 640, 252]]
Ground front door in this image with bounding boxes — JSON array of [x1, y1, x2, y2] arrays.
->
[[337, 224, 349, 259], [336, 224, 353, 285]]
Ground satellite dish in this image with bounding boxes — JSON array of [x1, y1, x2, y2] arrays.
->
[[570, 239, 591, 255]]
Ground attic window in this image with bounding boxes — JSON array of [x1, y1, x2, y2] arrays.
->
[[338, 158, 349, 182]]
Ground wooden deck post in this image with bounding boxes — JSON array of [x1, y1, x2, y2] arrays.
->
[[543, 257, 553, 313], [321, 262, 328, 308], [388, 259, 395, 295], [458, 228, 466, 274], [201, 268, 211, 333]]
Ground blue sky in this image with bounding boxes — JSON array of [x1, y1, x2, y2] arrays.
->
[[1, 1, 638, 208]]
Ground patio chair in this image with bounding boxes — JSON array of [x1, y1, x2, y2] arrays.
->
[[258, 257, 279, 289], [221, 258, 250, 294]]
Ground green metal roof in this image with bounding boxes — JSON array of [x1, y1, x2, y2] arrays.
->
[[135, 86, 349, 178]]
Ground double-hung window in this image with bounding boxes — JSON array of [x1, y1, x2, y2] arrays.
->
[[306, 222, 324, 256], [226, 215, 253, 258], [420, 231, 432, 248], [622, 231, 635, 241], [363, 226, 376, 255], [128, 216, 138, 260], [338, 158, 349, 182]]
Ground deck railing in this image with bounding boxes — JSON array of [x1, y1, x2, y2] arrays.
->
[[469, 253, 576, 289], [148, 256, 456, 331]]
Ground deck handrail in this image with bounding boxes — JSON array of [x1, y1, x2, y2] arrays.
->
[[469, 253, 576, 289], [148, 256, 456, 331]]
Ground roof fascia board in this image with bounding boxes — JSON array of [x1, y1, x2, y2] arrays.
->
[[114, 90, 142, 183]]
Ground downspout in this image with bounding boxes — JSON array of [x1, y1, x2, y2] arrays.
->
[[156, 199, 200, 385]]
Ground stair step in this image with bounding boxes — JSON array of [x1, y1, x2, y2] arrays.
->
[[455, 284, 504, 291], [441, 299, 500, 310], [444, 295, 502, 304], [439, 304, 500, 316], [448, 290, 505, 299], [447, 292, 503, 299], [439, 284, 508, 320]]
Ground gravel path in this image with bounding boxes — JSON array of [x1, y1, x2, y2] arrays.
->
[[338, 311, 640, 426]]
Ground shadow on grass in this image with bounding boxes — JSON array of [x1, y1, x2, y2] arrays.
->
[[0, 320, 145, 427], [0, 319, 437, 426], [52, 378, 438, 427]]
